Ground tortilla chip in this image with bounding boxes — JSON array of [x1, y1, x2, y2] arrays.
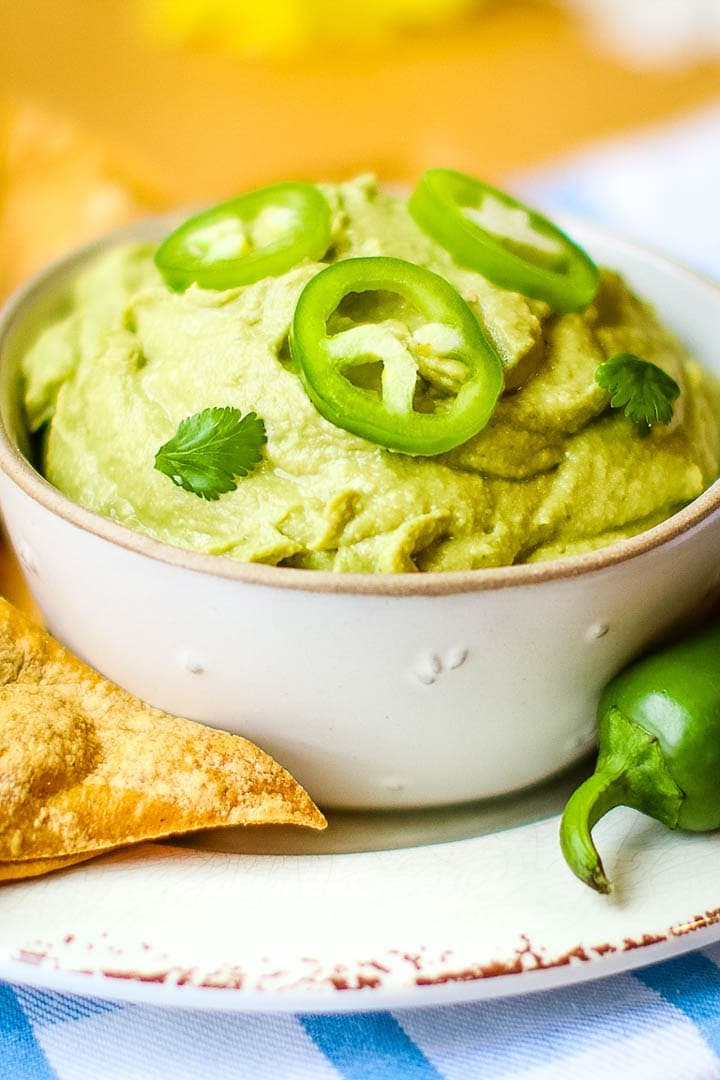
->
[[0, 101, 166, 296], [0, 597, 325, 873], [0, 852, 98, 882]]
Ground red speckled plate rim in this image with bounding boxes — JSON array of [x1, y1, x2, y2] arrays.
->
[[2, 923, 720, 1014], [2, 808, 720, 1013]]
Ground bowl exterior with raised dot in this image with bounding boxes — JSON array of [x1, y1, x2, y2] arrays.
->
[[1, 218, 720, 808]]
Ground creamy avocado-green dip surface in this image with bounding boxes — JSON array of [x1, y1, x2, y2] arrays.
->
[[21, 176, 720, 572]]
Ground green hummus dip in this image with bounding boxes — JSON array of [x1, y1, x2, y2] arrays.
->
[[21, 176, 720, 572]]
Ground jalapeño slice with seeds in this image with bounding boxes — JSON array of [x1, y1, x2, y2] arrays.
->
[[409, 168, 598, 314], [289, 256, 503, 456], [155, 182, 332, 292]]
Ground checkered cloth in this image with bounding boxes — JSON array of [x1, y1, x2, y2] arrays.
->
[[4, 103, 720, 1079], [3, 947, 720, 1078]]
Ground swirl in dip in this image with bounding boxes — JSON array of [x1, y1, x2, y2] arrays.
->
[[21, 176, 720, 572]]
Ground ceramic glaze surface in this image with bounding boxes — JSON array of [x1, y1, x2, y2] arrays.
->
[[3, 806, 720, 1011], [1, 221, 720, 807]]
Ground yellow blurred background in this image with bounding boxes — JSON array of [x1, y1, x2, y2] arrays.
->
[[2, 0, 720, 203]]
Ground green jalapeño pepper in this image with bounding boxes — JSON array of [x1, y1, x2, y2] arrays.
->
[[289, 256, 504, 455], [560, 619, 720, 894], [154, 181, 331, 292], [409, 168, 598, 314]]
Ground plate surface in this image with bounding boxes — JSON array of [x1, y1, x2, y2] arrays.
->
[[2, 766, 720, 1013]]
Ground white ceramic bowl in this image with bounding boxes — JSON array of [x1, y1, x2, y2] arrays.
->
[[1, 218, 720, 810]]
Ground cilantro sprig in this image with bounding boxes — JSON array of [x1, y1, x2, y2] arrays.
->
[[595, 353, 680, 433], [154, 406, 267, 500]]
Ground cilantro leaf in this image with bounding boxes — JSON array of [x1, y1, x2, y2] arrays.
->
[[595, 353, 680, 432], [154, 406, 266, 500]]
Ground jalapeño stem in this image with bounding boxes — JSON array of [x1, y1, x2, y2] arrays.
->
[[559, 707, 684, 894], [559, 766, 627, 894]]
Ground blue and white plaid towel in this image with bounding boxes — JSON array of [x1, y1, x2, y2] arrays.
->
[[4, 947, 720, 1078], [4, 103, 720, 1079]]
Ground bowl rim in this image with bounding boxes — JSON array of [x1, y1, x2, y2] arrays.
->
[[1, 213, 720, 598]]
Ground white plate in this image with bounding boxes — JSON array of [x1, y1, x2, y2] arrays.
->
[[2, 763, 720, 1013]]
